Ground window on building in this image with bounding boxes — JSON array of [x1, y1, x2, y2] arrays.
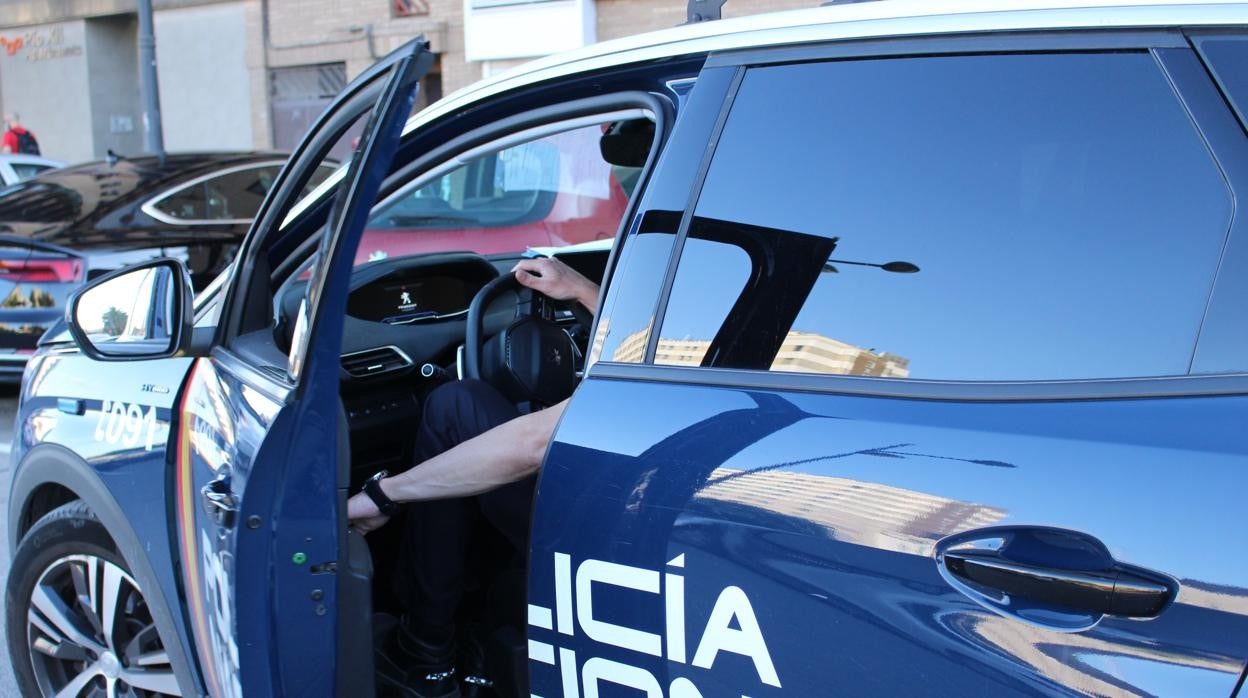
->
[[655, 52, 1232, 382]]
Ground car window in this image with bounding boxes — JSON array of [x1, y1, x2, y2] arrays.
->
[[655, 52, 1232, 382], [358, 119, 646, 265], [151, 164, 335, 222], [0, 181, 82, 223], [10, 163, 53, 181], [1194, 35, 1248, 134]]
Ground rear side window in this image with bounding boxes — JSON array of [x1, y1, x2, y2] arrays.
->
[[153, 165, 282, 221], [656, 52, 1232, 382], [11, 163, 54, 181], [151, 165, 333, 222]]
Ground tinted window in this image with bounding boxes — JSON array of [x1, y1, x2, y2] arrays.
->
[[657, 53, 1232, 381], [153, 165, 333, 222], [153, 165, 279, 220], [358, 120, 646, 264], [0, 181, 81, 223], [1195, 35, 1248, 133], [589, 218, 677, 365], [11, 163, 54, 181]]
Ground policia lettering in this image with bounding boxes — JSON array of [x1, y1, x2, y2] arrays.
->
[[529, 553, 780, 697]]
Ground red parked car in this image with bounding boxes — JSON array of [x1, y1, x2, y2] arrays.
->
[[356, 122, 635, 265]]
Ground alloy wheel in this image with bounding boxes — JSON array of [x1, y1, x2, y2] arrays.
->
[[25, 553, 180, 698]]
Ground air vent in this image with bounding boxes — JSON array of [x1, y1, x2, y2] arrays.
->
[[341, 346, 413, 379]]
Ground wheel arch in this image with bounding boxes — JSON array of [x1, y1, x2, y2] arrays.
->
[[7, 442, 203, 698]]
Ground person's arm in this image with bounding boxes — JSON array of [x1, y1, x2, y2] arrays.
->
[[347, 398, 568, 532], [347, 256, 598, 532], [513, 257, 598, 310]]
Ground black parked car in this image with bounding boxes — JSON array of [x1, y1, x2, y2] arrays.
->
[[0, 153, 333, 379]]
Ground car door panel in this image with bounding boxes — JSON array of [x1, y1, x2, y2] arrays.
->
[[531, 377, 1248, 697], [174, 356, 282, 697], [171, 40, 432, 696]]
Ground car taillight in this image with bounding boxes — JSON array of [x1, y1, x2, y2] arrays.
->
[[0, 257, 84, 283]]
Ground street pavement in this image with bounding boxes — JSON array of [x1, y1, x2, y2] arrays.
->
[[1, 387, 24, 697]]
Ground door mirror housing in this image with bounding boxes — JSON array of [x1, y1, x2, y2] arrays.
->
[[66, 258, 194, 361]]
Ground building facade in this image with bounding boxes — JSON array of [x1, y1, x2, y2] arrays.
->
[[0, 0, 811, 164]]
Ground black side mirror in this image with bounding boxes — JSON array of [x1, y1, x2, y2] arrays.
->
[[66, 258, 194, 361]]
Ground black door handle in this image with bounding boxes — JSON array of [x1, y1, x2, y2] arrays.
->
[[944, 550, 1171, 617], [201, 475, 237, 529]]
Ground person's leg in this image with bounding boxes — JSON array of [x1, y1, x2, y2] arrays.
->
[[381, 380, 519, 697], [478, 475, 537, 552]]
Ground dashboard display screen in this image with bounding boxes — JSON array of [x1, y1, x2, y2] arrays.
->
[[348, 274, 474, 323]]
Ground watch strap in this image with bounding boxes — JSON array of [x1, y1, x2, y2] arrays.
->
[[363, 472, 399, 516]]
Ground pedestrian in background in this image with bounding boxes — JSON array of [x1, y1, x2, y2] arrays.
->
[[2, 113, 40, 155]]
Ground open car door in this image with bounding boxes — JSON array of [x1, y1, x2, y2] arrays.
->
[[173, 40, 432, 697]]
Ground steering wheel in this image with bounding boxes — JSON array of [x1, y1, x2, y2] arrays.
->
[[464, 272, 579, 407]]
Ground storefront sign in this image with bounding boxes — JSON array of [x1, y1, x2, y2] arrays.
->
[[0, 28, 83, 62]]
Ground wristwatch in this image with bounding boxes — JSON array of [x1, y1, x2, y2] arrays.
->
[[362, 470, 399, 516]]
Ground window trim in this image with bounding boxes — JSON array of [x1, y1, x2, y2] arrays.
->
[[643, 66, 745, 364], [140, 160, 290, 226], [590, 361, 1248, 401], [634, 33, 1248, 399], [704, 28, 1189, 69]]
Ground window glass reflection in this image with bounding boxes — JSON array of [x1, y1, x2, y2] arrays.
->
[[590, 211, 679, 365], [657, 52, 1232, 381]]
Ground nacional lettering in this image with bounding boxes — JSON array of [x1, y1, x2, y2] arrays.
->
[[529, 552, 781, 697]]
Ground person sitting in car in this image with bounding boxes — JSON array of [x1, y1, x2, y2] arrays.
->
[[347, 255, 598, 698]]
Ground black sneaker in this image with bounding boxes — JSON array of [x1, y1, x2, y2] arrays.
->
[[457, 624, 494, 698], [374, 619, 461, 698]]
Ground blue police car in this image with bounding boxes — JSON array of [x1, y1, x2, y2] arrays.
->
[[7, 1, 1248, 696]]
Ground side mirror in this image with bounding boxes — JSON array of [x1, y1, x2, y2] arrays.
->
[[66, 258, 193, 361]]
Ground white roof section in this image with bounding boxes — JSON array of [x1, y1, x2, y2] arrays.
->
[[415, 0, 1248, 133]]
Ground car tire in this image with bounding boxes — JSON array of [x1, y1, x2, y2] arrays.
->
[[5, 500, 182, 697]]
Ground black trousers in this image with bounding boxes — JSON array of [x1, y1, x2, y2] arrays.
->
[[391, 379, 536, 649]]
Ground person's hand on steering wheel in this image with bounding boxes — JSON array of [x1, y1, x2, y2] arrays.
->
[[513, 257, 599, 311]]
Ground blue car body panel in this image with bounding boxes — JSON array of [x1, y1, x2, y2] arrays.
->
[[8, 351, 202, 696], [530, 378, 1248, 697]]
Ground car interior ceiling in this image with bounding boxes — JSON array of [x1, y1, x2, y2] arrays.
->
[[230, 112, 659, 680]]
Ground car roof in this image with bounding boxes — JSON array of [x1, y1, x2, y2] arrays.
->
[[0, 151, 289, 234], [30, 151, 288, 182], [415, 0, 1248, 132]]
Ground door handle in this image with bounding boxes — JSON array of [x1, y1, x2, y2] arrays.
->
[[943, 550, 1171, 618], [935, 526, 1178, 628], [200, 475, 237, 529]]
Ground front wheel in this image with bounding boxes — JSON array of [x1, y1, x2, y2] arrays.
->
[[6, 501, 181, 697]]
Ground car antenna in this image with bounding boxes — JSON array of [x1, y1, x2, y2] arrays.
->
[[686, 0, 726, 23]]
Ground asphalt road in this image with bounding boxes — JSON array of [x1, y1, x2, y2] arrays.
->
[[1, 388, 24, 697]]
